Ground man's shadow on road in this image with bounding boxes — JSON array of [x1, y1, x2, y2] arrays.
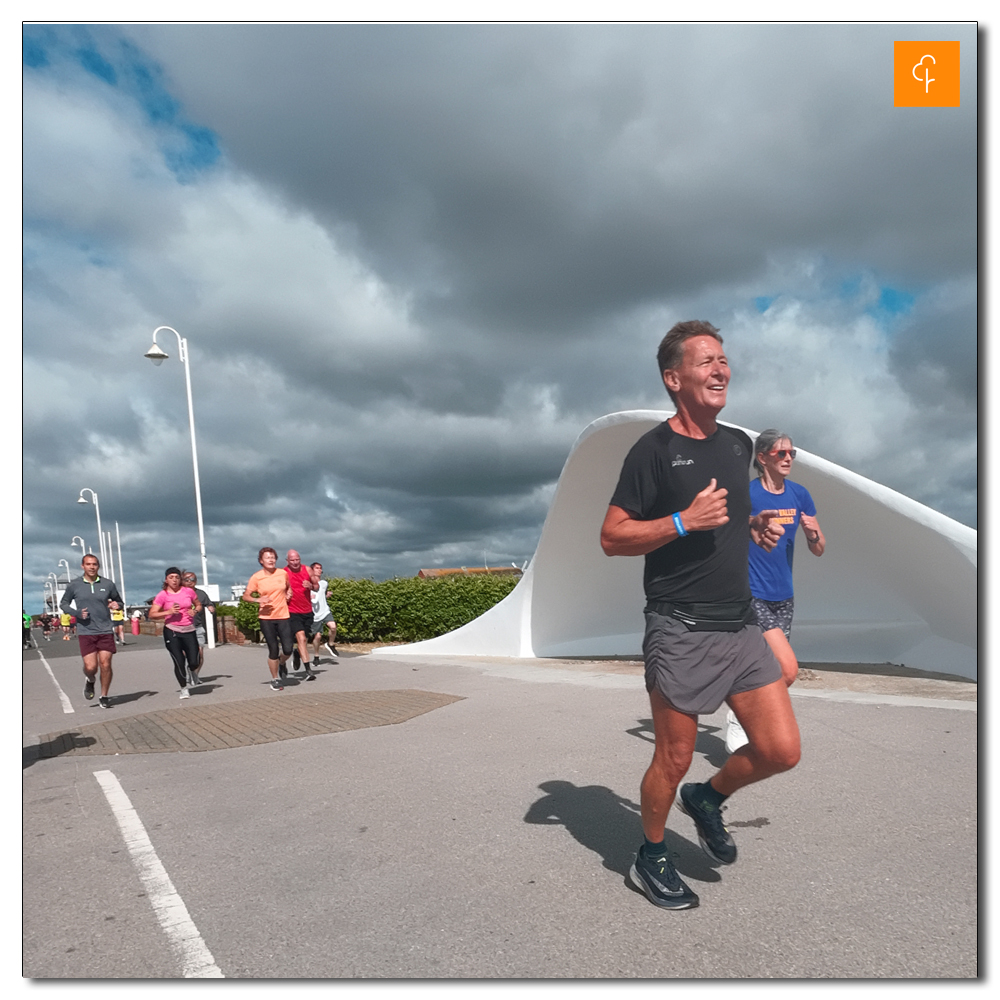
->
[[523, 780, 721, 885], [23, 733, 96, 769], [626, 717, 729, 769]]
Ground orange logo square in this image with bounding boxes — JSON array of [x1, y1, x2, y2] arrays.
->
[[894, 41, 960, 107]]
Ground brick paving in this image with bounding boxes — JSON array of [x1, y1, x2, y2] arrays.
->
[[27, 689, 465, 761]]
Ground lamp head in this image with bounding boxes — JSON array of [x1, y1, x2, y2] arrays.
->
[[77, 496, 88, 504], [144, 343, 169, 365]]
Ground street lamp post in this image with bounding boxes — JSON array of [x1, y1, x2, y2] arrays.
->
[[71, 536, 89, 562], [78, 489, 106, 570], [114, 522, 127, 610], [104, 531, 115, 582], [46, 573, 59, 615], [57, 559, 70, 583], [144, 325, 214, 648], [44, 582, 55, 615]]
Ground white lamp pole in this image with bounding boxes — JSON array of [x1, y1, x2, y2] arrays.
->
[[57, 559, 70, 583], [78, 489, 106, 570], [104, 531, 115, 581], [115, 522, 127, 610], [144, 325, 214, 648]]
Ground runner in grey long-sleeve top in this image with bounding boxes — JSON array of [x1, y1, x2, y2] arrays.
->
[[60, 555, 124, 709]]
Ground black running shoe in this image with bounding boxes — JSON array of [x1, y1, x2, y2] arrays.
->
[[278, 662, 288, 679], [677, 783, 737, 865], [629, 847, 699, 909], [292, 651, 301, 670], [84, 679, 95, 700], [304, 669, 316, 681], [99, 696, 111, 709], [270, 678, 283, 691]]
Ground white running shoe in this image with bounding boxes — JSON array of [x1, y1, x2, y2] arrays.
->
[[725, 709, 749, 753], [179, 687, 191, 700]]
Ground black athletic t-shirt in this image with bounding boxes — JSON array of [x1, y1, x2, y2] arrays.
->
[[609, 420, 754, 605]]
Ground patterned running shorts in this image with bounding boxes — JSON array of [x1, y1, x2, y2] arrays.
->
[[751, 597, 794, 638]]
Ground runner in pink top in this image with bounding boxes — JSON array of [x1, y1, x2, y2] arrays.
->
[[151, 585, 198, 630], [148, 567, 203, 698]]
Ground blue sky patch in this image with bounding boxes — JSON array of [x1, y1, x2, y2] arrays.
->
[[76, 45, 117, 85], [165, 124, 222, 181], [23, 34, 48, 68], [877, 287, 915, 316], [23, 25, 221, 180], [754, 295, 776, 313], [863, 285, 918, 336], [119, 39, 180, 124]]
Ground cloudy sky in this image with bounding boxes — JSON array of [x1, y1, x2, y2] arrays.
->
[[22, 21, 977, 611]]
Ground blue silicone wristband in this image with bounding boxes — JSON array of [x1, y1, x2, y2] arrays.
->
[[672, 511, 687, 537]]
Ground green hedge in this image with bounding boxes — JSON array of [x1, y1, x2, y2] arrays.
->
[[233, 574, 519, 643]]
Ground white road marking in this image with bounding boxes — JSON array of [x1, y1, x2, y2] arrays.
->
[[93, 770, 224, 978], [36, 650, 74, 714]]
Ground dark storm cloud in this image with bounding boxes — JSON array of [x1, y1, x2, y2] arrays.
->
[[134, 23, 975, 332]]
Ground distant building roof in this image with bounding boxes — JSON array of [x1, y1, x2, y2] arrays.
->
[[416, 566, 522, 579]]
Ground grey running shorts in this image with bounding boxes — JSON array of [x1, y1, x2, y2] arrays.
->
[[643, 610, 781, 716], [751, 597, 794, 638], [195, 625, 207, 646]]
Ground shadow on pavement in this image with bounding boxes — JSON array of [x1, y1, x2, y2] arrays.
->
[[626, 718, 728, 769], [273, 671, 328, 687], [523, 779, 722, 884], [103, 689, 158, 706], [23, 733, 96, 770]]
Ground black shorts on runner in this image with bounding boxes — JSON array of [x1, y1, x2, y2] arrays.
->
[[642, 610, 781, 716], [260, 618, 294, 659], [751, 597, 794, 638], [288, 611, 314, 637]]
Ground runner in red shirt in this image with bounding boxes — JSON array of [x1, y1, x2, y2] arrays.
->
[[284, 549, 318, 681]]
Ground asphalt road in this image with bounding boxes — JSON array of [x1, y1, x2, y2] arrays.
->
[[22, 636, 977, 979]]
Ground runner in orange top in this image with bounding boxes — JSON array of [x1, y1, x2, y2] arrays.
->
[[242, 547, 293, 691]]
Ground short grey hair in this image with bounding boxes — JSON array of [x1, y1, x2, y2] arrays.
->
[[753, 428, 793, 475]]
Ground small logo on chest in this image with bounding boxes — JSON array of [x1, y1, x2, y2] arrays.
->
[[671, 454, 694, 467]]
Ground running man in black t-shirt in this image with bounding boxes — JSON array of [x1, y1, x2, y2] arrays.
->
[[601, 320, 799, 910]]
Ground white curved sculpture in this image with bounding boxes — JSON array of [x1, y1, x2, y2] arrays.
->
[[382, 411, 978, 680]]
